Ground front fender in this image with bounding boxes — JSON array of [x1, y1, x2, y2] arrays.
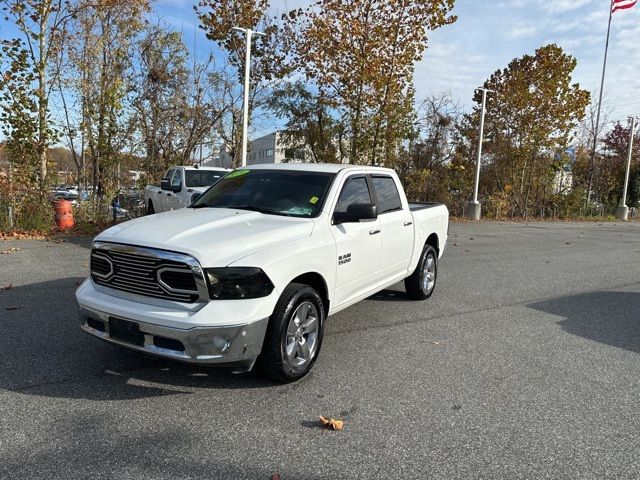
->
[[228, 227, 336, 308]]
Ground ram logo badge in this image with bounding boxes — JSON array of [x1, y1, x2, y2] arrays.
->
[[338, 253, 352, 265]]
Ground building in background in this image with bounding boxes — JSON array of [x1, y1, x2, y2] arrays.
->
[[206, 131, 308, 168], [553, 165, 573, 194]]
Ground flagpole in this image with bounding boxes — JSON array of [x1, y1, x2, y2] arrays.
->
[[587, 0, 614, 205]]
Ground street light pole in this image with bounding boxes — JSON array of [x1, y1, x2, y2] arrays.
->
[[232, 27, 265, 168], [616, 115, 636, 221], [467, 87, 491, 220]]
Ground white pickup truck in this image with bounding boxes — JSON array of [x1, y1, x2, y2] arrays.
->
[[77, 164, 449, 382], [144, 166, 229, 214]]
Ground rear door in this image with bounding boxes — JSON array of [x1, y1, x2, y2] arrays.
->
[[371, 175, 414, 281], [330, 174, 383, 307]]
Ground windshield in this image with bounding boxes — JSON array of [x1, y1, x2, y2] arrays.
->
[[191, 169, 334, 218], [185, 170, 226, 188]]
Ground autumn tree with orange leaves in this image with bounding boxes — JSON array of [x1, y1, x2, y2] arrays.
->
[[289, 0, 457, 165]]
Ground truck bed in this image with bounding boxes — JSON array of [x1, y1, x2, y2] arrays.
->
[[408, 202, 445, 212]]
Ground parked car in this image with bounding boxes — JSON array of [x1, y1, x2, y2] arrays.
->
[[76, 164, 449, 382], [52, 186, 79, 203], [110, 190, 146, 220], [144, 166, 229, 214]]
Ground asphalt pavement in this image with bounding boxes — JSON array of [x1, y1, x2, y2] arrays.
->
[[1, 221, 640, 479]]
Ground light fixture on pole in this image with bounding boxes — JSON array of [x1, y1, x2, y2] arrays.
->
[[467, 87, 492, 220], [232, 27, 266, 168], [616, 115, 636, 221]]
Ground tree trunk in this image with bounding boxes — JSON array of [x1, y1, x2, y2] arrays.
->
[[37, 11, 50, 194]]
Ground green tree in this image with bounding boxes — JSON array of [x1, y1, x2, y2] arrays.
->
[[467, 44, 590, 217], [268, 82, 345, 164], [66, 0, 149, 199], [0, 0, 71, 192]]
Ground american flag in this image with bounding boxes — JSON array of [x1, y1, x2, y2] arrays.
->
[[613, 0, 638, 13]]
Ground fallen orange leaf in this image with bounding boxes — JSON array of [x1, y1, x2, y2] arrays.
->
[[319, 415, 344, 431]]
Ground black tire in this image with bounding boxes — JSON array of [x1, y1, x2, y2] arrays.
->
[[258, 283, 325, 383], [404, 245, 438, 300], [147, 200, 155, 215]]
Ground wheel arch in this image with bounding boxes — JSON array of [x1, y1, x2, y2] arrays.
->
[[289, 272, 330, 315], [426, 232, 439, 255]]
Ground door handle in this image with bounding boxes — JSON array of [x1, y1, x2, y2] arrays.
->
[[404, 221, 413, 226], [369, 229, 381, 235]]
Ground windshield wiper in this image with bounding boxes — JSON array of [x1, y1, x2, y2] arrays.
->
[[189, 204, 211, 209], [232, 206, 291, 217]]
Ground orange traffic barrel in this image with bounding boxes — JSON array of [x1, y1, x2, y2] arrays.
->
[[54, 199, 75, 229]]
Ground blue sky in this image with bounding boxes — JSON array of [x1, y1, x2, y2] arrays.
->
[[1, 0, 639, 136], [157, 0, 640, 129]]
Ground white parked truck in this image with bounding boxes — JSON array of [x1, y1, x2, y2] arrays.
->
[[144, 166, 229, 214], [77, 164, 449, 382]]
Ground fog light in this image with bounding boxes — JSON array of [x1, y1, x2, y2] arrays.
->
[[213, 335, 231, 353]]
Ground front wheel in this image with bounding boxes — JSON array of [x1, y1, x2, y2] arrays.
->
[[404, 245, 438, 300], [258, 283, 325, 382]]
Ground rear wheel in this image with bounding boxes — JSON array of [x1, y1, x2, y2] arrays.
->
[[147, 200, 155, 215], [404, 245, 438, 300], [258, 283, 324, 382]]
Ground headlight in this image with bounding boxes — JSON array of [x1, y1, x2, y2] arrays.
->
[[205, 267, 275, 300]]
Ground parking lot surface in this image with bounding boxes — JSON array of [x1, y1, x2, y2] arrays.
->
[[1, 221, 640, 479]]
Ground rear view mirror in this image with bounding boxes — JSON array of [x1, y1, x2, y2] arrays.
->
[[333, 203, 377, 225]]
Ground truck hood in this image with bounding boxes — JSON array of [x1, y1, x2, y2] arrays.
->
[[95, 207, 315, 267]]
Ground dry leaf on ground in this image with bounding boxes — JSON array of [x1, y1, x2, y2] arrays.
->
[[319, 416, 344, 431], [0, 230, 47, 241], [1, 283, 12, 290]]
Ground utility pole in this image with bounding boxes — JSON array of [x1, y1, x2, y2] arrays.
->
[[616, 115, 636, 221], [232, 27, 265, 167], [467, 87, 491, 220]]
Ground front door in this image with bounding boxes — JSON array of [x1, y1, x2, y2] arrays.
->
[[330, 175, 383, 307], [157, 168, 175, 212], [166, 169, 184, 210]]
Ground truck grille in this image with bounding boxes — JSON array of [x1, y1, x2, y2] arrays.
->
[[90, 244, 202, 303]]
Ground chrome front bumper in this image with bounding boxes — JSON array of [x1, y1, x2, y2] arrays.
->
[[79, 305, 268, 368]]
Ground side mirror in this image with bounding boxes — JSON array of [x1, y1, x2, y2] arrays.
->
[[161, 179, 181, 193], [334, 203, 377, 225], [191, 192, 202, 204]]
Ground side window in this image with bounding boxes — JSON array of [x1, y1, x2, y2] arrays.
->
[[171, 169, 183, 188], [335, 176, 372, 214], [372, 176, 402, 214]]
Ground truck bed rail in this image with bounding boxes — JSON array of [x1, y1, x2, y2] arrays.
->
[[408, 202, 445, 212]]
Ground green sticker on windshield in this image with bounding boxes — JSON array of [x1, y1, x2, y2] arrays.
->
[[309, 196, 319, 204], [227, 169, 249, 179]]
